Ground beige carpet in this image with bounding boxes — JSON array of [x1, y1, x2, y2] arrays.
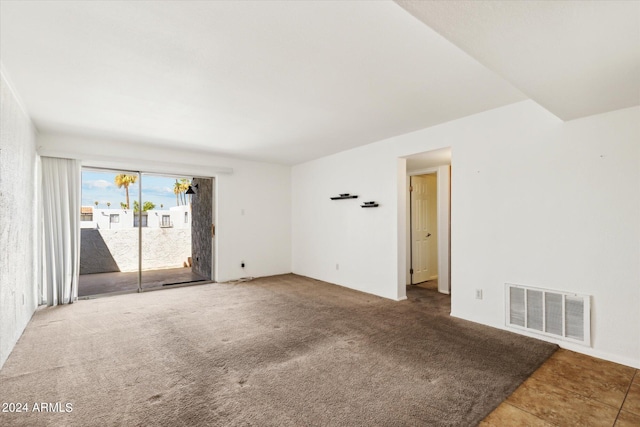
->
[[0, 274, 556, 426], [414, 279, 438, 291]]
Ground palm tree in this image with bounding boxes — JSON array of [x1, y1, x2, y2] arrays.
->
[[181, 179, 191, 205], [94, 201, 99, 208], [173, 179, 191, 206], [114, 174, 138, 209], [174, 180, 181, 206], [106, 202, 111, 208], [133, 200, 156, 212]]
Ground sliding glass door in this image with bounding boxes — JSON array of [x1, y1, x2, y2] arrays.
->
[[79, 169, 140, 296], [79, 168, 212, 297], [139, 174, 210, 290]]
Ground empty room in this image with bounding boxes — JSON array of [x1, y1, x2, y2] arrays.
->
[[1, 1, 639, 426]]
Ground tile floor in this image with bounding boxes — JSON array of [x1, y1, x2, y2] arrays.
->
[[481, 348, 640, 426]]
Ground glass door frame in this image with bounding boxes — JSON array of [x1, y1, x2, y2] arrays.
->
[[138, 172, 212, 291], [78, 167, 214, 299]]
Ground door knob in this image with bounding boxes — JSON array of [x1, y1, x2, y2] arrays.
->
[[426, 233, 432, 237]]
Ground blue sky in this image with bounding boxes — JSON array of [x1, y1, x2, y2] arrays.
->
[[82, 171, 190, 209]]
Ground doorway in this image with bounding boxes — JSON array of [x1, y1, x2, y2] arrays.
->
[[78, 168, 214, 297], [403, 148, 451, 295], [410, 173, 439, 288]]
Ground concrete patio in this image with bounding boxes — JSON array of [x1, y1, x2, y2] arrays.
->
[[78, 267, 209, 297]]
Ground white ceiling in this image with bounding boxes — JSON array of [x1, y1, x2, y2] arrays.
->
[[0, 0, 526, 164], [396, 0, 640, 121], [1, 1, 637, 165]]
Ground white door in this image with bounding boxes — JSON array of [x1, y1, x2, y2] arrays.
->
[[411, 174, 438, 284]]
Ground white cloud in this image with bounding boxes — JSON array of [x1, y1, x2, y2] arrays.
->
[[84, 179, 113, 189]]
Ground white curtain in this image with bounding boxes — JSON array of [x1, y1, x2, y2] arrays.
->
[[41, 157, 81, 306]]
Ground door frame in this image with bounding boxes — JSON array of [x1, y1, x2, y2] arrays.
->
[[407, 166, 450, 294]]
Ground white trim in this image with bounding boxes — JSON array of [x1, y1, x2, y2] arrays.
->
[[396, 158, 408, 300], [436, 165, 450, 294], [408, 167, 439, 176]]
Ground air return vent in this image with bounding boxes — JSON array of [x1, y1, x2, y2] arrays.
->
[[505, 283, 591, 346]]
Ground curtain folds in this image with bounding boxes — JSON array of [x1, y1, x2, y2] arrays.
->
[[41, 157, 81, 306]]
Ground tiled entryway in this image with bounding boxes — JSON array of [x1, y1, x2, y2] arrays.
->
[[482, 349, 640, 426]]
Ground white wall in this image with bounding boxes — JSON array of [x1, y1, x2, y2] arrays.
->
[[292, 146, 402, 299], [292, 100, 640, 368], [0, 72, 38, 369], [165, 205, 191, 229], [38, 133, 292, 283], [82, 206, 191, 230], [91, 208, 135, 230], [80, 228, 191, 273]]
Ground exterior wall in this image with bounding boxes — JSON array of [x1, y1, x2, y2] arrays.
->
[[0, 72, 38, 369], [81, 205, 190, 230], [140, 228, 191, 271], [153, 205, 191, 229], [80, 229, 120, 274], [80, 228, 191, 273], [87, 208, 134, 230]]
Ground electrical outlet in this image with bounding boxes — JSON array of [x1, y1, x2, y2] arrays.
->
[[336, 263, 339, 270], [241, 262, 245, 268], [475, 289, 483, 300]]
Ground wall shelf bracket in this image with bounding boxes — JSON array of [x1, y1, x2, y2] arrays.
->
[[330, 193, 358, 200]]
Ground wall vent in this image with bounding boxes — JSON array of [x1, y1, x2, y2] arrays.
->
[[505, 283, 591, 346]]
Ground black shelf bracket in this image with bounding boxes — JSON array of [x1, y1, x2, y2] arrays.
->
[[361, 201, 379, 208], [330, 193, 358, 200]]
